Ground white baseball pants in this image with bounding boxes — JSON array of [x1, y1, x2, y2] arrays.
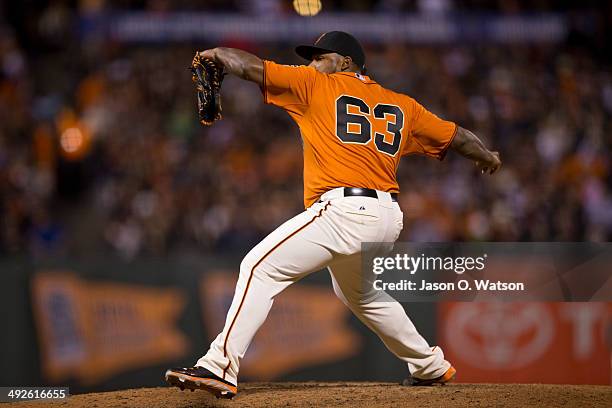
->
[[196, 188, 450, 385]]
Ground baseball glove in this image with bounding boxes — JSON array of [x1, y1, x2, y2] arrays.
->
[[190, 53, 224, 126]]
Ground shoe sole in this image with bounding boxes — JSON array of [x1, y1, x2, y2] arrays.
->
[[165, 370, 237, 399]]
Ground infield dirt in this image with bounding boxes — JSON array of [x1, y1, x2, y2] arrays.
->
[[9, 382, 612, 407]]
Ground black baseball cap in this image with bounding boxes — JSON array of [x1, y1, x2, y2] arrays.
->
[[295, 31, 366, 71]]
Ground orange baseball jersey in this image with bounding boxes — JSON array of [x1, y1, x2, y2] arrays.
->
[[262, 60, 457, 208]]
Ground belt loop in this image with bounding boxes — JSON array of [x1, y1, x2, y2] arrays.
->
[[376, 190, 393, 207], [320, 187, 344, 202]]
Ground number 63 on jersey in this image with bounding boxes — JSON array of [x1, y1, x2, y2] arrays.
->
[[336, 95, 404, 157]]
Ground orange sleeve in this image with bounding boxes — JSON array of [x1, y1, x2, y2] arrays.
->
[[262, 60, 318, 110], [402, 97, 457, 160]]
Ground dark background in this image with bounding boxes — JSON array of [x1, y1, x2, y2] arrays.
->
[[0, 0, 610, 392]]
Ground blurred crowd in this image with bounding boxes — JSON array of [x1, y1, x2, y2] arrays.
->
[[6, 0, 609, 15], [1, 3, 611, 258]]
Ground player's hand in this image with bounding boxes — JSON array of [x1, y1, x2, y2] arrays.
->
[[195, 49, 217, 63], [475, 151, 501, 175]]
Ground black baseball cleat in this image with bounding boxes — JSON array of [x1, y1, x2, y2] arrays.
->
[[165, 366, 237, 399], [404, 366, 456, 386]]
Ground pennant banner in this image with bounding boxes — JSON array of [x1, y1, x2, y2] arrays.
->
[[31, 272, 189, 385]]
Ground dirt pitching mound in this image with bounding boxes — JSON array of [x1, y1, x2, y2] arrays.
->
[[10, 382, 612, 408]]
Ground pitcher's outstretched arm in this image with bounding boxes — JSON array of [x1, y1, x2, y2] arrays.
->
[[450, 126, 501, 175], [198, 47, 264, 86]]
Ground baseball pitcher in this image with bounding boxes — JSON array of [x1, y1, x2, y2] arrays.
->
[[166, 31, 501, 398]]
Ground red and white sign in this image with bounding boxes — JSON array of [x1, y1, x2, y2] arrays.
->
[[439, 302, 611, 384]]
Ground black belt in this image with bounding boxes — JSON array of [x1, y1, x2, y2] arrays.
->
[[344, 187, 398, 202], [318, 187, 398, 202]]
